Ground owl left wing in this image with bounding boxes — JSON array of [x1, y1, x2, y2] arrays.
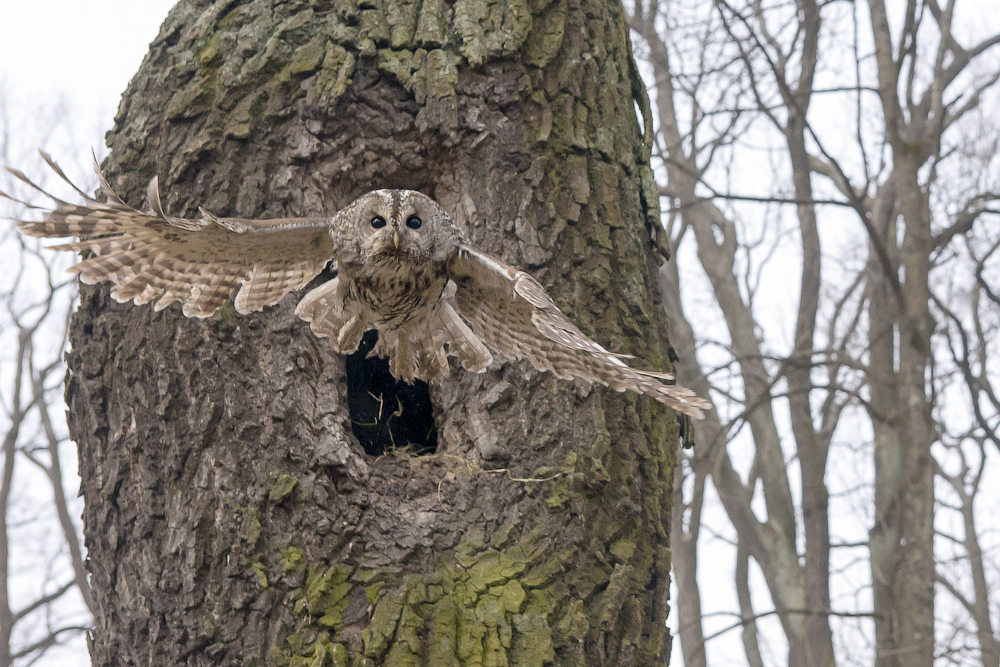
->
[[5, 153, 334, 318], [449, 244, 709, 419]]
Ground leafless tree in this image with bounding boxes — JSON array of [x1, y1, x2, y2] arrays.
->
[[0, 89, 95, 667], [628, 0, 1000, 665]]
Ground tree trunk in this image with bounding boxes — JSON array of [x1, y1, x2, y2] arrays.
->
[[866, 3, 939, 660], [66, 0, 680, 665]]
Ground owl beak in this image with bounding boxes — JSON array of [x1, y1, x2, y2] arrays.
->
[[392, 231, 400, 248]]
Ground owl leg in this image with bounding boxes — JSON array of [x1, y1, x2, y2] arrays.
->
[[388, 334, 418, 384], [367, 330, 439, 384]]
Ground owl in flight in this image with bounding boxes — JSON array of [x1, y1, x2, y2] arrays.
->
[[5, 153, 709, 419]]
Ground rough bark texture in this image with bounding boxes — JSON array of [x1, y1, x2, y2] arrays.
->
[[66, 1, 679, 665]]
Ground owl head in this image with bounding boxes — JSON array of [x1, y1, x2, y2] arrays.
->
[[334, 189, 457, 267]]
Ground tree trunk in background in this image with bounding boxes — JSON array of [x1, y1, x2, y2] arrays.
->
[[866, 3, 938, 661], [66, 0, 680, 665]]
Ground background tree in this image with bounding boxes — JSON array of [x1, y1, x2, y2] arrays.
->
[[0, 94, 94, 666], [628, 0, 1000, 665], [54, 0, 687, 665]]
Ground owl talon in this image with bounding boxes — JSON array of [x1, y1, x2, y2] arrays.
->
[[388, 335, 417, 384]]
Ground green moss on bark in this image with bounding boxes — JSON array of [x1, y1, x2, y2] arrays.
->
[[78, 0, 680, 664]]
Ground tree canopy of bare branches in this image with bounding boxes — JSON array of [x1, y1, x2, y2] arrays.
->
[[0, 92, 95, 667], [629, 0, 1000, 664]]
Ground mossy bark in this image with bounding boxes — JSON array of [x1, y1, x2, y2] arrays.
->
[[67, 0, 679, 664]]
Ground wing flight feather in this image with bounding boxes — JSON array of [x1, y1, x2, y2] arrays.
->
[[4, 153, 334, 318], [450, 245, 710, 419]]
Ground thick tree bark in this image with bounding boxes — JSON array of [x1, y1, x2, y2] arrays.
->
[[66, 0, 680, 665]]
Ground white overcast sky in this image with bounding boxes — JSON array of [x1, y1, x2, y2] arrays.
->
[[0, 1, 177, 139]]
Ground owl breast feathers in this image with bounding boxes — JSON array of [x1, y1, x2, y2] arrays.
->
[[4, 153, 709, 419]]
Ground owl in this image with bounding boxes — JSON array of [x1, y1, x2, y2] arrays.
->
[[4, 152, 709, 419]]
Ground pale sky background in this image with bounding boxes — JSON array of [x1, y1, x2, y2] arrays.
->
[[0, 1, 177, 134]]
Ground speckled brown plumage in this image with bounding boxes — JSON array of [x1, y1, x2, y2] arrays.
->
[[6, 154, 710, 418]]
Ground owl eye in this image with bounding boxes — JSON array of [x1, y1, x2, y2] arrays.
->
[[406, 215, 422, 230], [370, 216, 387, 229]]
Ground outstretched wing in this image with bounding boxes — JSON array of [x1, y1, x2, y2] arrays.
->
[[449, 245, 710, 419], [4, 153, 333, 318]]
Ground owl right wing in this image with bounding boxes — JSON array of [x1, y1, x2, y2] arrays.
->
[[449, 244, 710, 419], [4, 153, 334, 318]]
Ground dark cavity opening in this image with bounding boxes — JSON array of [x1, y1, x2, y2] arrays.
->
[[345, 329, 438, 456]]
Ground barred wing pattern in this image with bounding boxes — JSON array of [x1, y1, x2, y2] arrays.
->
[[4, 154, 709, 420], [6, 154, 333, 318], [450, 246, 710, 419]]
